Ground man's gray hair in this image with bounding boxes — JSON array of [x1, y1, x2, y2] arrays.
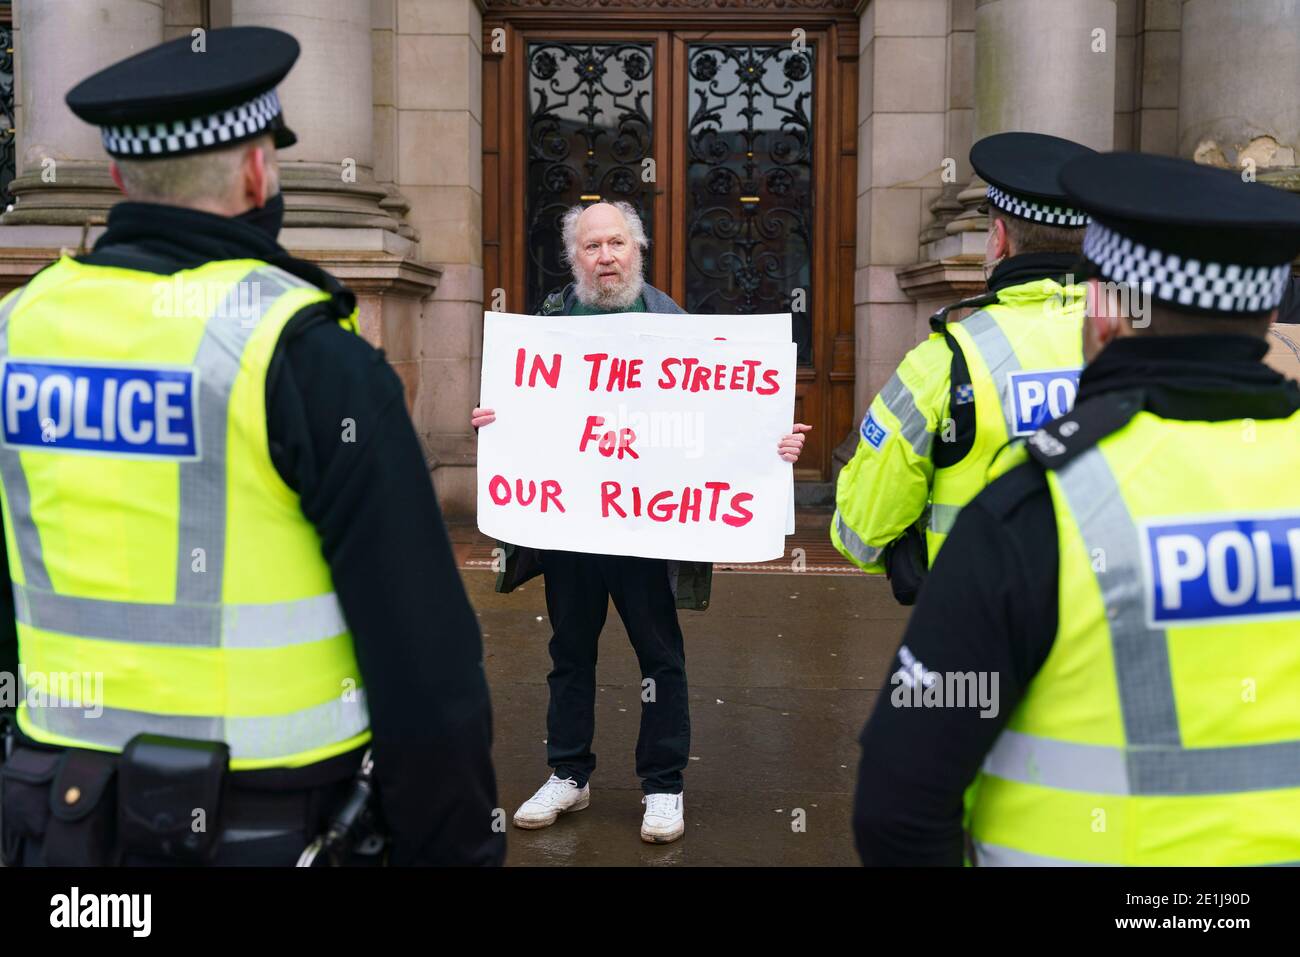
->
[[560, 200, 649, 266]]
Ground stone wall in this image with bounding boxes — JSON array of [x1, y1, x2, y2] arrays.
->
[[379, 0, 485, 518], [854, 0, 951, 420]]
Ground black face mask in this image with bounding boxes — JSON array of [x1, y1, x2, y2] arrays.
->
[[234, 190, 285, 242]]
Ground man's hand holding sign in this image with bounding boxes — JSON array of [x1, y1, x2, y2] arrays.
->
[[475, 312, 806, 563]]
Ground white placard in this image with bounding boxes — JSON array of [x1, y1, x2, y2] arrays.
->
[[557, 311, 792, 343], [535, 311, 797, 536], [477, 312, 797, 562]]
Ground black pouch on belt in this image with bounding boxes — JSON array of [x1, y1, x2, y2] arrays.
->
[[118, 733, 229, 864], [45, 749, 118, 866], [0, 746, 61, 865]]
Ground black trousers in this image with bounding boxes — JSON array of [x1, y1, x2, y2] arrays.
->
[[541, 550, 690, 793]]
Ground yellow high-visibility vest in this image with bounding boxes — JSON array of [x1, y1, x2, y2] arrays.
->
[[927, 280, 1085, 560], [832, 278, 1084, 570], [969, 406, 1300, 865], [0, 255, 370, 770]]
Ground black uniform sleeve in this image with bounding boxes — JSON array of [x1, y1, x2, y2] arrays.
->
[[852, 464, 1060, 866], [266, 305, 504, 867], [0, 508, 15, 725]]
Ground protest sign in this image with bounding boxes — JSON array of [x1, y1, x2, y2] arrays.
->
[[549, 311, 797, 534], [477, 312, 797, 562]]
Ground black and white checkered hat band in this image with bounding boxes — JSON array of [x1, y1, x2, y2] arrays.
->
[[986, 184, 1089, 227], [100, 89, 283, 157], [1083, 220, 1292, 314]]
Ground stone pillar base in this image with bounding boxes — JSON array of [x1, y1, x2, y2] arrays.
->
[[280, 165, 403, 234], [0, 225, 107, 293], [3, 162, 119, 227], [896, 256, 987, 316]]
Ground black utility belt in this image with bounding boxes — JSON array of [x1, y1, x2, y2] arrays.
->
[[0, 733, 294, 866]]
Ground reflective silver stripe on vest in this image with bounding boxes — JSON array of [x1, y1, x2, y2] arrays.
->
[[1055, 446, 1181, 746], [0, 291, 53, 592], [833, 509, 883, 565], [986, 728, 1300, 796], [175, 266, 311, 623], [973, 842, 1109, 867], [12, 582, 347, 648], [974, 839, 1300, 868], [982, 444, 1300, 798], [878, 373, 933, 458], [928, 503, 962, 536], [984, 729, 1129, 794], [958, 309, 1022, 435], [22, 689, 369, 763]]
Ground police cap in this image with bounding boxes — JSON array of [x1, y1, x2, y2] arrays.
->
[[1060, 152, 1300, 316], [971, 131, 1095, 227], [66, 26, 299, 160]]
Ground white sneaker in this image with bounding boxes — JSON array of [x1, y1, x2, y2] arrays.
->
[[513, 774, 590, 829], [640, 792, 685, 844]]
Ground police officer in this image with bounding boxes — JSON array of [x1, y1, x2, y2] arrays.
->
[[854, 151, 1300, 866], [0, 28, 503, 866], [831, 132, 1095, 601]]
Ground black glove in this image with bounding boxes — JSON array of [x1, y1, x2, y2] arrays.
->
[[883, 524, 927, 606]]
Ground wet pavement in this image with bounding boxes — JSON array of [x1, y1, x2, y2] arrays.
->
[[460, 524, 908, 867]]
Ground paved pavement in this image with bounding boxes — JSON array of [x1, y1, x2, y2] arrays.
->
[[457, 515, 907, 866]]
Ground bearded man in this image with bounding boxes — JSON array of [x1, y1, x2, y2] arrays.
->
[[473, 201, 809, 844]]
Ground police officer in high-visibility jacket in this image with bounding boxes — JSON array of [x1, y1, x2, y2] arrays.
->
[[0, 28, 502, 866], [831, 133, 1096, 599], [854, 151, 1300, 866]]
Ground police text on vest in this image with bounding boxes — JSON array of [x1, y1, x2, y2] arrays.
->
[[1, 360, 198, 458], [860, 409, 889, 451], [1144, 516, 1300, 625], [1007, 367, 1080, 436]]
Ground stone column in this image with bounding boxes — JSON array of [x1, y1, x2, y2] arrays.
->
[[230, 0, 395, 232], [1180, 0, 1300, 191], [2, 0, 163, 238], [937, 0, 1117, 249], [386, 0, 485, 520], [918, 0, 975, 247]]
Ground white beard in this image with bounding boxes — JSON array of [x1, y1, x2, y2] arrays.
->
[[574, 252, 645, 310]]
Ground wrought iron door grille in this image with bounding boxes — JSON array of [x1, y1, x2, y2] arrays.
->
[[685, 42, 813, 364], [0, 23, 14, 213], [525, 40, 655, 313]]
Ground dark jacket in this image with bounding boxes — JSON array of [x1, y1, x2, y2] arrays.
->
[[492, 281, 714, 610]]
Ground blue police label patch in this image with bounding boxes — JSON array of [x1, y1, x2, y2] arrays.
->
[[1, 359, 199, 459], [1143, 515, 1300, 626], [1006, 367, 1081, 436], [860, 410, 890, 451]]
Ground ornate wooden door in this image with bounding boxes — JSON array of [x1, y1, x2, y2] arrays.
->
[[483, 1, 859, 483]]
